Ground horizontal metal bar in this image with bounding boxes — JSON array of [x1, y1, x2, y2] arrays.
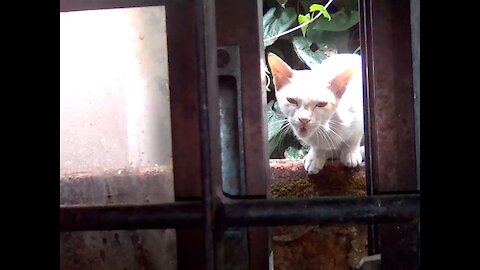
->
[[60, 0, 165, 12], [60, 202, 202, 231], [223, 194, 419, 227], [60, 194, 419, 231]]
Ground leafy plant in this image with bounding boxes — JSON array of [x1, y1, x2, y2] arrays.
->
[[263, 0, 360, 159]]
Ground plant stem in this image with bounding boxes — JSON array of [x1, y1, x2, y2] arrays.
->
[[264, 0, 335, 43]]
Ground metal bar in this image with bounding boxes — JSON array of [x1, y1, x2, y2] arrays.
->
[[223, 194, 419, 227], [60, 194, 419, 231], [365, 0, 417, 193], [60, 202, 202, 231], [410, 0, 420, 190], [215, 0, 268, 197], [215, 0, 268, 268], [359, 0, 378, 255], [60, 0, 165, 12], [166, 0, 203, 200], [361, 0, 419, 268], [165, 0, 205, 268], [194, 0, 220, 268]]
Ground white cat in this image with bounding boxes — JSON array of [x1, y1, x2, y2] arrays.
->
[[268, 53, 364, 174]]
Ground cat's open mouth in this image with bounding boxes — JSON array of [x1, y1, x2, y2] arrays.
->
[[297, 127, 309, 137]]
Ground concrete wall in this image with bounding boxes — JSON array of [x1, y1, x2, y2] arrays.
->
[[60, 6, 172, 172]]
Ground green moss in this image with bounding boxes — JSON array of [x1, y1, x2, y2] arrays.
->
[[271, 178, 315, 198]]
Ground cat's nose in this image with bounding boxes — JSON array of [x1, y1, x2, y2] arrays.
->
[[298, 117, 310, 124]]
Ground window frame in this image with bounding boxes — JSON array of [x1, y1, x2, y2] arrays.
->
[[60, 0, 420, 269]]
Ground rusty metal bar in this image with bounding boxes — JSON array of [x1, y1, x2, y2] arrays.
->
[[166, 0, 203, 200], [194, 0, 220, 268], [215, 1, 268, 268], [359, 0, 419, 269], [223, 194, 419, 227], [60, 202, 202, 231], [60, 0, 165, 12], [363, 0, 417, 194], [60, 194, 419, 231], [359, 0, 377, 255], [164, 0, 206, 267], [215, 0, 268, 198]]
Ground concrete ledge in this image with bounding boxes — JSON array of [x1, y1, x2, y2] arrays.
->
[[269, 159, 368, 270], [60, 160, 367, 269]]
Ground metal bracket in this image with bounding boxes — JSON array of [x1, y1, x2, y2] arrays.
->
[[357, 254, 381, 270], [217, 46, 246, 197]]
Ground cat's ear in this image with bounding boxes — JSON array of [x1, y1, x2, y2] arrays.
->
[[329, 68, 355, 99], [267, 53, 293, 91]]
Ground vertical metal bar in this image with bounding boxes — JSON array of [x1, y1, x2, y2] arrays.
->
[[166, 0, 203, 200], [366, 0, 417, 193], [165, 1, 206, 268], [195, 0, 220, 268], [360, 0, 419, 269], [359, 0, 378, 255], [215, 0, 269, 269], [215, 0, 268, 198], [410, 0, 420, 190]]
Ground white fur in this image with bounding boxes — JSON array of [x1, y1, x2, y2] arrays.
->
[[273, 53, 364, 174]]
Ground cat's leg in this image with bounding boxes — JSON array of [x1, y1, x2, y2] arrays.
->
[[340, 132, 363, 168], [303, 147, 327, 174]]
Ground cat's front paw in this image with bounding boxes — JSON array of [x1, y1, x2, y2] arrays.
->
[[340, 149, 363, 168], [303, 151, 326, 174]]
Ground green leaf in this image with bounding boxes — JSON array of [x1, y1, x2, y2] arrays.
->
[[309, 4, 331, 21], [263, 7, 298, 47], [266, 101, 302, 158], [267, 101, 288, 157], [292, 36, 333, 68], [300, 0, 316, 11], [264, 0, 280, 8], [332, 0, 359, 13], [305, 25, 352, 53], [311, 9, 359, 32], [267, 101, 287, 141], [284, 144, 309, 160], [297, 13, 311, 37], [305, 27, 324, 44], [275, 0, 288, 7], [319, 30, 350, 52]]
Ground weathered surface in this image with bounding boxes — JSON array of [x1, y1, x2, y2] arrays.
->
[[60, 161, 366, 270], [60, 166, 177, 270], [270, 159, 368, 270]]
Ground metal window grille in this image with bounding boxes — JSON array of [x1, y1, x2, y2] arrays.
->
[[60, 0, 420, 269]]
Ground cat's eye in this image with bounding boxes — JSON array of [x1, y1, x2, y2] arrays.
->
[[286, 97, 298, 105], [316, 101, 328, 108]]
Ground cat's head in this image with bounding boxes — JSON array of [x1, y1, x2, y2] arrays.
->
[[267, 53, 356, 139]]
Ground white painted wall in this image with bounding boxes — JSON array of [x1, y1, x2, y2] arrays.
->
[[60, 7, 176, 270], [60, 6, 172, 173]]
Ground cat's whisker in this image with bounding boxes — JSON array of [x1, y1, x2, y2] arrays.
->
[[322, 131, 338, 161], [327, 119, 346, 125], [326, 122, 347, 130], [317, 127, 338, 160], [277, 122, 292, 154], [325, 121, 347, 131], [320, 123, 350, 148], [269, 118, 289, 125], [313, 130, 331, 160], [321, 123, 346, 159]]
